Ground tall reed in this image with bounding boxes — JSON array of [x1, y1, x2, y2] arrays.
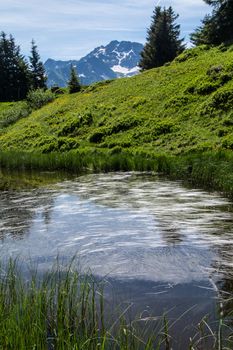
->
[[0, 258, 232, 349], [1, 149, 233, 196], [0, 259, 165, 350]]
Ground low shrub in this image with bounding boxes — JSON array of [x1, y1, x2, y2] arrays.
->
[[50, 86, 65, 95], [187, 66, 232, 96], [222, 114, 233, 126], [35, 136, 79, 153], [79, 112, 93, 126], [89, 128, 107, 143], [84, 79, 113, 93], [110, 117, 140, 134], [218, 128, 228, 137], [211, 88, 233, 110], [175, 45, 209, 63], [0, 102, 31, 128], [196, 82, 220, 95], [27, 89, 56, 110], [58, 119, 81, 137], [148, 120, 174, 138], [165, 95, 190, 108], [206, 64, 224, 77], [222, 135, 233, 149], [131, 97, 147, 108], [200, 87, 233, 117]]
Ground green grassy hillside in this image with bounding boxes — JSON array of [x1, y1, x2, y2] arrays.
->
[[1, 45, 233, 194], [0, 45, 233, 155]]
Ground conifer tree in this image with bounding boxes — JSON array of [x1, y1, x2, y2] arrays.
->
[[139, 6, 184, 71], [0, 32, 30, 101], [29, 40, 47, 90], [68, 65, 81, 94], [191, 1, 233, 46]]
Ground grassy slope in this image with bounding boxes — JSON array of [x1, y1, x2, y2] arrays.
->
[[0, 102, 18, 120], [0, 45, 233, 155], [0, 46, 233, 195]]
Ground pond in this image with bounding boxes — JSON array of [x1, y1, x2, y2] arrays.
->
[[1, 172, 233, 348]]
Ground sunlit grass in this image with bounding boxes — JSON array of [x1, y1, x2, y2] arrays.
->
[[0, 258, 232, 349], [0, 46, 233, 155], [1, 149, 233, 196], [0, 46, 232, 195], [0, 259, 167, 350]]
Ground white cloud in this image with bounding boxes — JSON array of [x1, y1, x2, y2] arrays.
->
[[0, 0, 210, 60]]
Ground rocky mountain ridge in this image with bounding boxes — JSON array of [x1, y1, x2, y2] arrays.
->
[[44, 40, 143, 87]]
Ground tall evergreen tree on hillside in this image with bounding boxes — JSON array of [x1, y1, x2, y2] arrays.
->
[[29, 40, 47, 90], [68, 65, 81, 94], [191, 0, 233, 45], [0, 32, 30, 101], [139, 6, 184, 71]]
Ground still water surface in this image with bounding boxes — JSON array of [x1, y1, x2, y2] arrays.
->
[[1, 172, 233, 347]]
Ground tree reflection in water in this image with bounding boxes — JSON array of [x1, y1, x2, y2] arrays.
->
[[0, 190, 55, 240]]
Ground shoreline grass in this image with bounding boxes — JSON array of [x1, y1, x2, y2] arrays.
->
[[0, 259, 169, 350], [0, 258, 231, 350], [1, 149, 233, 197]]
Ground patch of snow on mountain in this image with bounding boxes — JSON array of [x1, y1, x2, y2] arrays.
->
[[99, 48, 106, 54], [45, 40, 143, 87], [118, 53, 128, 64], [94, 47, 106, 58], [128, 66, 139, 74], [111, 65, 139, 75]]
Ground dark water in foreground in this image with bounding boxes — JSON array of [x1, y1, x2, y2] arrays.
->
[[1, 172, 233, 348]]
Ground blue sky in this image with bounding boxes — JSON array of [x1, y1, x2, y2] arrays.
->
[[0, 0, 210, 61]]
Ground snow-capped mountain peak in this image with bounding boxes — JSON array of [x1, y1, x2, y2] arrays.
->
[[44, 40, 143, 87]]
